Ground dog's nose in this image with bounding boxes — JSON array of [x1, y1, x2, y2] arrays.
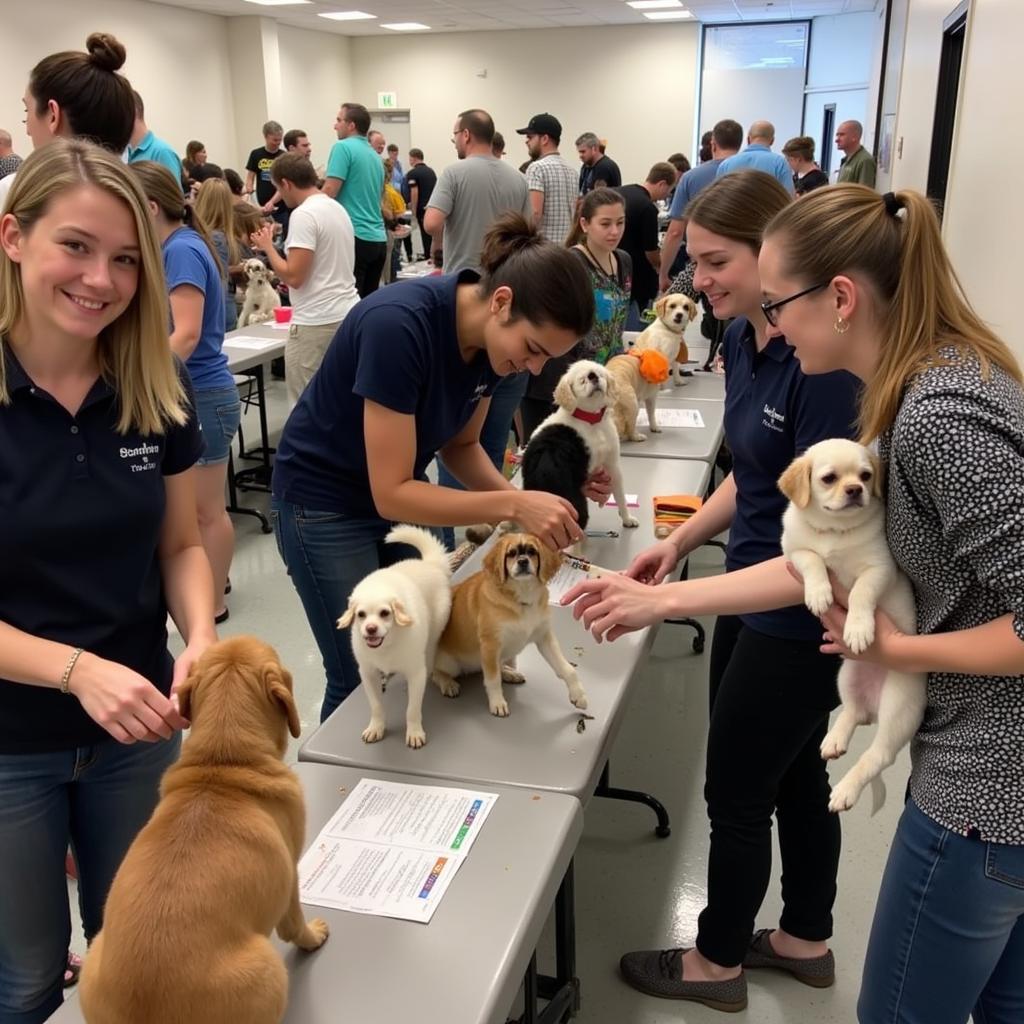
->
[[365, 623, 378, 635], [587, 371, 598, 383], [517, 557, 531, 569], [845, 484, 863, 497]]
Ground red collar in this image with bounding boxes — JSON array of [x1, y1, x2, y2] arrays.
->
[[572, 407, 606, 424]]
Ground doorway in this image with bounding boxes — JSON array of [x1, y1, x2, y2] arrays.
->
[[820, 104, 836, 176], [927, 1, 968, 217]]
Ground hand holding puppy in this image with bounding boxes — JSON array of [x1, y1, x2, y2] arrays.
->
[[511, 490, 583, 550]]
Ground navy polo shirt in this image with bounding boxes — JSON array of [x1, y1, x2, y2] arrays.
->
[[722, 318, 861, 641], [0, 344, 203, 753], [273, 270, 501, 519]]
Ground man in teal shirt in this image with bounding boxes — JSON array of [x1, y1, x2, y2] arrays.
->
[[323, 102, 386, 297], [126, 91, 183, 187]]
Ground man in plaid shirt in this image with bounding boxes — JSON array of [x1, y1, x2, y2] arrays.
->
[[517, 113, 578, 243]]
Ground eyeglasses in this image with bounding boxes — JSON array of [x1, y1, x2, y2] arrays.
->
[[760, 282, 829, 327]]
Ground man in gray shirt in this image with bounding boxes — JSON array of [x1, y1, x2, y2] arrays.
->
[[423, 108, 532, 272]]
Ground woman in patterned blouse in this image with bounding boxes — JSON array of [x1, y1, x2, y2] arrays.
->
[[758, 185, 1024, 1024]]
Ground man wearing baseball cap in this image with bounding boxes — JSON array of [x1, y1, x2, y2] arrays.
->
[[516, 113, 577, 243]]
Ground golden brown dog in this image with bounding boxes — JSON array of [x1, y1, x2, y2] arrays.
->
[[79, 636, 328, 1024], [433, 533, 588, 717]]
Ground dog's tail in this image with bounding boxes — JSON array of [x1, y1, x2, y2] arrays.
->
[[385, 524, 451, 577]]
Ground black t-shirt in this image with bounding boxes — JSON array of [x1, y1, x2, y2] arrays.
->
[[616, 183, 660, 309], [580, 155, 622, 194], [405, 163, 437, 214], [0, 347, 204, 752], [245, 146, 283, 206], [794, 168, 829, 195]]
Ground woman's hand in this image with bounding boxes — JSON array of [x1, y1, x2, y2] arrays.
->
[[561, 573, 670, 642], [250, 225, 275, 253], [582, 469, 612, 506], [623, 539, 682, 585], [512, 491, 583, 550], [69, 653, 190, 745]]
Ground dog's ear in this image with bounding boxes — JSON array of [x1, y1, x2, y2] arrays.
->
[[869, 452, 884, 499], [685, 298, 698, 322], [655, 294, 669, 321], [538, 543, 563, 584], [390, 599, 413, 626], [483, 537, 508, 582], [337, 601, 356, 629], [263, 661, 301, 738], [552, 372, 575, 411], [174, 663, 201, 723], [603, 370, 618, 402], [778, 454, 813, 509]]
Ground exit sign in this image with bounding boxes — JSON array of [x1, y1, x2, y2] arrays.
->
[[377, 92, 398, 109]]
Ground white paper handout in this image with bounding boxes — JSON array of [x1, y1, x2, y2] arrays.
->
[[224, 335, 282, 350], [297, 778, 498, 923], [546, 554, 610, 606], [636, 407, 706, 429]]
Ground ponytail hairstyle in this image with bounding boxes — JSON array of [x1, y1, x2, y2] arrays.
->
[[564, 187, 625, 248], [130, 161, 224, 276], [763, 184, 1021, 441], [684, 170, 791, 253], [479, 213, 594, 337], [28, 33, 135, 152]]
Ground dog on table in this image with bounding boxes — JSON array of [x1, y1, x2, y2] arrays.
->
[[337, 525, 452, 749], [521, 359, 639, 534], [779, 438, 926, 813], [433, 532, 587, 717], [609, 293, 699, 439], [79, 637, 327, 1024], [239, 257, 281, 326]]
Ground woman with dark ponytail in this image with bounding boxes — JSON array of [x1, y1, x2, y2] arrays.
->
[[272, 212, 596, 721]]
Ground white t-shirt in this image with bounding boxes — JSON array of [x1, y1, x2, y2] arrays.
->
[[285, 193, 359, 326], [0, 172, 15, 210]]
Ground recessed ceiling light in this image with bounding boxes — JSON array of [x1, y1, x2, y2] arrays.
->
[[318, 10, 376, 19], [381, 21, 430, 30], [241, 0, 312, 6], [643, 9, 692, 19], [627, 0, 682, 9]]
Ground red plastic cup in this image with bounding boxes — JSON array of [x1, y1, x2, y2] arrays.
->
[[273, 307, 292, 324]]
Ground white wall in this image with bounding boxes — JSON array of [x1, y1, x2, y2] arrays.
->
[[0, 0, 236, 171], [348, 24, 700, 186]]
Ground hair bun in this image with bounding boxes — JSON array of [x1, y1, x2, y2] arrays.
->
[[86, 33, 127, 72], [478, 213, 543, 275]]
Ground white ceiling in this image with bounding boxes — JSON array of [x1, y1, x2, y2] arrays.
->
[[142, 0, 880, 36]]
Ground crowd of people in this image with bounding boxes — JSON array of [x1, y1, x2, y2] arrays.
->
[[0, 27, 1020, 1024]]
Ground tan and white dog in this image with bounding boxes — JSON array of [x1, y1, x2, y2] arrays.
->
[[239, 258, 281, 326], [607, 293, 698, 441], [433, 533, 587, 717], [779, 438, 926, 813]]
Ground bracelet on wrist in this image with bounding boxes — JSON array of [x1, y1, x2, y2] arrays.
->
[[60, 647, 84, 695]]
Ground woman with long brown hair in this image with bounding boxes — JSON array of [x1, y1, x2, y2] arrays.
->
[[193, 177, 239, 330]]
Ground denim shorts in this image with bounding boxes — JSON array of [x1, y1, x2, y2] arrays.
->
[[193, 386, 241, 466]]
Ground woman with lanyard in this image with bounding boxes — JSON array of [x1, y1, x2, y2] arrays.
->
[[564, 171, 861, 1013], [757, 187, 1024, 1024], [132, 162, 240, 626], [272, 212, 598, 722], [0, 140, 211, 1024], [520, 187, 632, 440]]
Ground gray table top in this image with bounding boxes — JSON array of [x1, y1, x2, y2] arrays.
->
[[299, 457, 710, 799], [224, 321, 288, 374], [619, 392, 725, 463], [51, 763, 582, 1024], [669, 370, 725, 401]]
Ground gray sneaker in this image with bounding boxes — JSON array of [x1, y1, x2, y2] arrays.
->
[[742, 929, 835, 988], [619, 947, 748, 1012]]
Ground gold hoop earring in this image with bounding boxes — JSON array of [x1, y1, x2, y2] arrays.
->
[[834, 316, 850, 335]]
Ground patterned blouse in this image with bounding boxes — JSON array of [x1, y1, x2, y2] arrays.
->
[[881, 348, 1024, 844]]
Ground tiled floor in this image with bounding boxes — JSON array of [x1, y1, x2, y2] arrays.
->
[[69, 352, 909, 1023]]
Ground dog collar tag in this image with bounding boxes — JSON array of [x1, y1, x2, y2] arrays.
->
[[572, 407, 606, 424]]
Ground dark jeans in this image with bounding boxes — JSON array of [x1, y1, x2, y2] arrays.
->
[[696, 614, 842, 966], [270, 500, 422, 721], [858, 799, 1024, 1024], [353, 238, 387, 298]]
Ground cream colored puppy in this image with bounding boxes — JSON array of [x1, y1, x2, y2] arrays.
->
[[779, 439, 926, 813]]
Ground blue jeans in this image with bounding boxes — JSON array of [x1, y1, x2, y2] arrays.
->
[[436, 372, 528, 549], [0, 734, 181, 1024], [858, 798, 1024, 1024], [270, 500, 424, 721]]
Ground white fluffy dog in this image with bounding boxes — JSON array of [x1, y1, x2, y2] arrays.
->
[[337, 526, 452, 749], [238, 258, 281, 327], [779, 439, 926, 813]]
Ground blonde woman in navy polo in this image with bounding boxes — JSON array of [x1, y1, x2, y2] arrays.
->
[[564, 172, 861, 1012], [0, 141, 215, 1023]]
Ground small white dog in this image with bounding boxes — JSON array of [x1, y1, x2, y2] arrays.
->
[[337, 526, 452, 749], [238, 258, 281, 327], [779, 438, 926, 813], [522, 360, 639, 535]]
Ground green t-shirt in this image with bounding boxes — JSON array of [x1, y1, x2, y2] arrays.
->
[[838, 146, 877, 188], [325, 135, 386, 243]]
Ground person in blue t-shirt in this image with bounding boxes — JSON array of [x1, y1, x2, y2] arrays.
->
[[133, 162, 241, 626], [564, 172, 861, 1012], [272, 213, 598, 721]]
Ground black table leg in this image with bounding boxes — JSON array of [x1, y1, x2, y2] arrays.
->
[[535, 861, 581, 1021], [235, 363, 274, 493], [595, 762, 671, 838], [225, 447, 271, 533]]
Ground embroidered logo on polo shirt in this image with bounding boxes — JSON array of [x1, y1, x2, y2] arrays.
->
[[471, 383, 488, 402], [762, 404, 785, 433], [119, 442, 160, 473]]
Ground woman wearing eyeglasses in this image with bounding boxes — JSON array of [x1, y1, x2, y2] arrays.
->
[[563, 171, 861, 1012]]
